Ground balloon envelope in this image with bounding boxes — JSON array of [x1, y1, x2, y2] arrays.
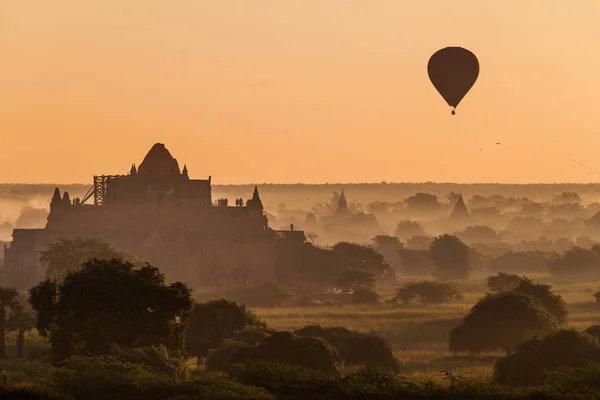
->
[[427, 47, 479, 111]]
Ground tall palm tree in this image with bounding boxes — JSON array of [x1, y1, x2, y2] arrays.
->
[[0, 287, 18, 358]]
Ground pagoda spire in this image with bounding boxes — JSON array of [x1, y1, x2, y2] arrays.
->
[[249, 185, 263, 210], [50, 188, 62, 208], [337, 189, 348, 214], [182, 164, 189, 179]]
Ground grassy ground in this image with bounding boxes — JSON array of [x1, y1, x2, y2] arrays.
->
[[255, 277, 600, 380]]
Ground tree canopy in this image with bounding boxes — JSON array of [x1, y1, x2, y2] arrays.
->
[[29, 258, 193, 362]]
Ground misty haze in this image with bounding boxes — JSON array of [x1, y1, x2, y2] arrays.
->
[[1, 2, 600, 399]]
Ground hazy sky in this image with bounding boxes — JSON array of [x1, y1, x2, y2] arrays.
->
[[1, 1, 600, 184]]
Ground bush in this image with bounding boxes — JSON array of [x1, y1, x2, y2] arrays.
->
[[494, 329, 600, 386], [449, 292, 558, 353], [212, 332, 342, 375], [295, 325, 400, 373], [486, 273, 526, 292], [186, 299, 265, 360], [391, 281, 463, 305]]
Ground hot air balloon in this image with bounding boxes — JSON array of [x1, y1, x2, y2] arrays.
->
[[427, 47, 479, 115]]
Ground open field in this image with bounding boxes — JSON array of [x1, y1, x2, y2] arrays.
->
[[255, 278, 600, 380]]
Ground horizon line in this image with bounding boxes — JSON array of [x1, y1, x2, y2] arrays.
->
[[1, 181, 600, 186]]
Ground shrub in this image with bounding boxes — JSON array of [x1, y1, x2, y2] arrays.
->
[[430, 235, 471, 280], [486, 273, 526, 292], [212, 331, 342, 375], [494, 329, 600, 386], [391, 281, 463, 305], [186, 299, 265, 360], [295, 325, 400, 373], [449, 292, 558, 353]]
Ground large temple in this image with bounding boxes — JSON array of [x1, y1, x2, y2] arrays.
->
[[3, 143, 305, 287]]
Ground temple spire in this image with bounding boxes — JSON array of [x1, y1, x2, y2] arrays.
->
[[130, 164, 137, 175], [62, 191, 71, 205], [182, 164, 189, 179], [249, 185, 263, 210], [337, 189, 348, 214], [50, 188, 62, 208]]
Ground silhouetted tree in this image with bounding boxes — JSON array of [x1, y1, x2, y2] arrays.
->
[[7, 300, 36, 358], [548, 246, 600, 280], [489, 251, 555, 274], [398, 249, 435, 276], [404, 193, 442, 214], [430, 235, 471, 280], [487, 273, 526, 293], [29, 258, 193, 362], [332, 242, 390, 277], [394, 220, 426, 240]]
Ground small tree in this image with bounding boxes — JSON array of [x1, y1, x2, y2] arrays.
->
[[336, 270, 375, 291], [29, 258, 194, 362], [430, 235, 471, 280], [449, 292, 558, 353], [391, 281, 463, 305]]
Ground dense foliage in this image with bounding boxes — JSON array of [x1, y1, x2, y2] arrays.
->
[[495, 330, 600, 386], [295, 325, 400, 373], [430, 235, 471, 280], [28, 258, 194, 362], [449, 292, 558, 353]]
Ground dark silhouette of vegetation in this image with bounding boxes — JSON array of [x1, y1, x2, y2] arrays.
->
[[332, 242, 390, 276], [210, 331, 342, 375], [430, 234, 471, 280], [549, 246, 600, 281], [186, 299, 265, 360], [456, 225, 501, 243], [585, 325, 600, 339], [391, 281, 463, 305], [394, 220, 426, 239], [486, 273, 526, 292], [7, 300, 36, 358], [336, 270, 375, 291], [449, 292, 558, 353], [295, 325, 400, 373], [494, 330, 600, 386], [404, 193, 442, 214], [350, 287, 381, 304], [512, 279, 568, 324], [28, 258, 193, 362]]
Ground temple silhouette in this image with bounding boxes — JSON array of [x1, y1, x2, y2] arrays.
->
[[3, 143, 305, 287]]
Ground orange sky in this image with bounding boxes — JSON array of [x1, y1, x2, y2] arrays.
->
[[1, 1, 599, 184]]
